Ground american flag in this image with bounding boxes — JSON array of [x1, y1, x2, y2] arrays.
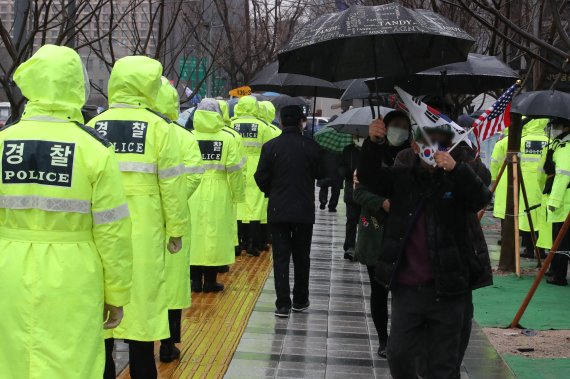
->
[[473, 83, 518, 141]]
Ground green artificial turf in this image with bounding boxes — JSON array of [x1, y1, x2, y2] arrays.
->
[[503, 355, 570, 379]]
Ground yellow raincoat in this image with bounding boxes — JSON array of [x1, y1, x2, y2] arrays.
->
[[218, 100, 246, 247], [0, 45, 132, 379], [231, 96, 275, 222], [189, 110, 245, 266], [155, 77, 203, 310], [88, 56, 187, 341], [491, 119, 548, 228], [257, 101, 281, 223], [536, 133, 570, 249]]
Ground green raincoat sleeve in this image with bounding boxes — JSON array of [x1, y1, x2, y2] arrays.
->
[[92, 147, 133, 306], [157, 123, 187, 237]]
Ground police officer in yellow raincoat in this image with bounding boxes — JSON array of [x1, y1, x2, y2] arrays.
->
[[258, 101, 281, 249], [217, 99, 246, 259], [88, 56, 187, 379], [231, 96, 276, 256], [0, 45, 133, 379], [154, 77, 203, 361], [538, 118, 570, 285], [189, 99, 245, 291], [491, 119, 548, 254]]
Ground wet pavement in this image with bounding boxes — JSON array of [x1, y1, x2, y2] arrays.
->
[[225, 205, 516, 379]]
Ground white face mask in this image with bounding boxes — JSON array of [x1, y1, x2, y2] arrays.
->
[[387, 127, 409, 146], [353, 137, 364, 147], [416, 141, 437, 166], [550, 127, 564, 139]]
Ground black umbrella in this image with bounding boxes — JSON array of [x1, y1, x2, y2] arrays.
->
[[270, 95, 308, 116], [278, 3, 474, 82], [364, 54, 519, 95], [511, 90, 570, 121], [250, 62, 345, 99]]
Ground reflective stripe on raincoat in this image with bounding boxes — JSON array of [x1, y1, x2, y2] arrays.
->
[[155, 77, 203, 309], [88, 56, 187, 341], [231, 96, 276, 222], [0, 45, 132, 379], [189, 110, 245, 266]]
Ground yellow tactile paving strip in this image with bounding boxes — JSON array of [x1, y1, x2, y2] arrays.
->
[[118, 251, 273, 379]]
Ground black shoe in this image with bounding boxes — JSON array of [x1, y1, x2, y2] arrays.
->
[[377, 342, 387, 359], [159, 343, 181, 363], [274, 307, 291, 318], [292, 301, 310, 313], [203, 282, 225, 292], [235, 247, 242, 257], [248, 250, 261, 257], [191, 281, 203, 293], [328, 208, 337, 213], [319, 203, 326, 210], [521, 251, 534, 259], [344, 250, 354, 261], [546, 277, 568, 286], [545, 270, 554, 277], [218, 265, 229, 273]]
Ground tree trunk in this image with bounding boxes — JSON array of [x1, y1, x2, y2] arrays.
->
[[498, 112, 523, 272]]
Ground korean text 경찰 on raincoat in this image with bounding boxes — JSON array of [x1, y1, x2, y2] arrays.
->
[[88, 56, 187, 341], [189, 109, 245, 266], [0, 44, 133, 379], [154, 77, 203, 310], [231, 96, 277, 222]]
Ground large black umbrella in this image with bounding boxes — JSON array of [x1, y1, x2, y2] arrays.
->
[[364, 54, 519, 95], [340, 79, 376, 101], [250, 62, 345, 99], [511, 90, 570, 121], [278, 3, 474, 82]]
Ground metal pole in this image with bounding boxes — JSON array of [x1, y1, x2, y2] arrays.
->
[[510, 213, 570, 328], [517, 164, 542, 267], [312, 87, 317, 137]]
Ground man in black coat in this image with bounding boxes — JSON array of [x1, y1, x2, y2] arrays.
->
[[358, 120, 492, 379], [255, 105, 323, 318]]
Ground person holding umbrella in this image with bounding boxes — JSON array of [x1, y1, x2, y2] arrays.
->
[[358, 117, 491, 378]]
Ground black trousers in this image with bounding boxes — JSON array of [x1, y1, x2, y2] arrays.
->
[[162, 309, 182, 344], [190, 266, 218, 285], [104, 338, 157, 379], [344, 202, 361, 251], [551, 222, 570, 281], [366, 266, 389, 344], [387, 285, 467, 379], [237, 221, 265, 252], [319, 182, 341, 210], [270, 222, 313, 309]]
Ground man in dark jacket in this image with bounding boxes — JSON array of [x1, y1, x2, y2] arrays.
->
[[340, 137, 363, 260], [358, 120, 492, 379], [318, 150, 343, 212], [255, 105, 323, 318]]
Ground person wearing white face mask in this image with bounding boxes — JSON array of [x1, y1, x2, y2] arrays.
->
[[357, 117, 492, 378]]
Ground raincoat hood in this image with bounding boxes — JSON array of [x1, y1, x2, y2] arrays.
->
[[108, 56, 163, 108], [260, 101, 276, 124], [233, 96, 259, 118], [155, 77, 179, 120], [14, 44, 85, 123], [523, 118, 548, 136], [194, 110, 224, 133], [217, 100, 231, 126]]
